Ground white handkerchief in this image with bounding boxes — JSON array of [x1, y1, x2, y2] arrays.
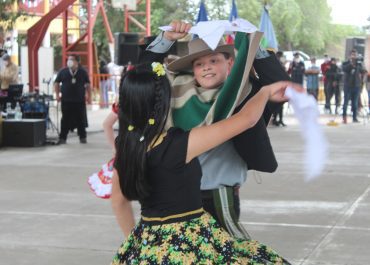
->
[[285, 87, 328, 181], [159, 19, 258, 51], [230, 18, 258, 33]]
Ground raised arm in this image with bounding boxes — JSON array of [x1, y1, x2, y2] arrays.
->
[[186, 81, 303, 163], [111, 169, 135, 237], [139, 21, 191, 64], [103, 111, 118, 153]]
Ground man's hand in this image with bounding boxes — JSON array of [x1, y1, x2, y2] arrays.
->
[[54, 83, 61, 102], [86, 95, 92, 105], [164, 20, 192, 41]]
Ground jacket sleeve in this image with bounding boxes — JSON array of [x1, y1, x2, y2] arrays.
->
[[253, 51, 291, 122], [253, 52, 291, 86], [138, 32, 174, 64], [232, 90, 278, 172], [231, 52, 291, 173]]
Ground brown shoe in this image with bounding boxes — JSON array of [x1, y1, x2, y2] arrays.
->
[[342, 117, 347, 124]]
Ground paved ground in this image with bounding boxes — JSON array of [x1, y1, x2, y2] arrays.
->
[[0, 107, 369, 265]]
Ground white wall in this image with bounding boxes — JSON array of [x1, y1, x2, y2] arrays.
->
[[20, 46, 54, 94]]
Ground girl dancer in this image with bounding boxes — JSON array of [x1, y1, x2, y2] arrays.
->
[[111, 62, 301, 264]]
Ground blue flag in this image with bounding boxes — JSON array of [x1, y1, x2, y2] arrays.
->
[[259, 6, 278, 51], [229, 0, 238, 21], [196, 1, 209, 23]]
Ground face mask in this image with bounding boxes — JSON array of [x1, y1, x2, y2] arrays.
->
[[294, 58, 300, 63], [67, 60, 74, 68]]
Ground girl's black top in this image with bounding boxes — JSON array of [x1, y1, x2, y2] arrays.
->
[[140, 128, 203, 220]]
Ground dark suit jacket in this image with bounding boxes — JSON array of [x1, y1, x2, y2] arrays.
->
[[139, 47, 290, 173], [233, 52, 290, 172]]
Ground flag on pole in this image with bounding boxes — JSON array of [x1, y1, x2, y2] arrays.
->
[[226, 0, 238, 44], [196, 1, 209, 23], [259, 6, 278, 51], [229, 0, 238, 21], [193, 1, 209, 39]]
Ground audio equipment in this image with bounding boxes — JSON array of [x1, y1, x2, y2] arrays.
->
[[114, 32, 140, 66], [3, 119, 46, 147]]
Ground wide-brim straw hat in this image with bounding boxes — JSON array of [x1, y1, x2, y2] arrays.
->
[[167, 38, 234, 72]]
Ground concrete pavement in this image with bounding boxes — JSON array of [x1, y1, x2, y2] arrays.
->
[[0, 107, 369, 265]]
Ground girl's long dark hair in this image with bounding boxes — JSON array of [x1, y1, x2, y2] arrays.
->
[[114, 63, 171, 201]]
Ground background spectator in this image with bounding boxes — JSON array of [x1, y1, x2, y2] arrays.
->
[[0, 53, 18, 91], [305, 57, 320, 100], [341, 49, 367, 123], [54, 55, 91, 144], [325, 58, 341, 114], [288, 52, 305, 85]]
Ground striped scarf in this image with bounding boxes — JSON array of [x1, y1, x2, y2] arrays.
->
[[169, 32, 262, 131]]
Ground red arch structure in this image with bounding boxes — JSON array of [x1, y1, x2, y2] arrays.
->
[[27, 0, 114, 91], [27, 0, 151, 91]]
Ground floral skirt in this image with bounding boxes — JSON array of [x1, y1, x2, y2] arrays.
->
[[111, 212, 291, 265]]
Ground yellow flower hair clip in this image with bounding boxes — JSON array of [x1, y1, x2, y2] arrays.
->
[[128, 125, 134, 131], [151, 62, 166, 77], [148, 118, 155, 125]]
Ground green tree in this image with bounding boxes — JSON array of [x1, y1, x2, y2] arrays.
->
[[136, 0, 197, 35], [204, 0, 229, 20], [0, 0, 26, 46], [236, 0, 263, 26], [0, 0, 25, 30], [269, 0, 303, 51], [292, 0, 332, 55], [92, 0, 367, 61], [326, 24, 366, 60], [93, 4, 123, 61]]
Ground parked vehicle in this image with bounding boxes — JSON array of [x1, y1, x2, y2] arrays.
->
[[283, 50, 311, 70]]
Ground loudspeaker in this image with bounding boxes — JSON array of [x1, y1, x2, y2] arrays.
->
[[114, 32, 140, 66], [3, 119, 46, 147], [345, 37, 365, 58]]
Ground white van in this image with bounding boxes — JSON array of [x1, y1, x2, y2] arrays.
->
[[283, 50, 310, 62], [283, 50, 311, 69]]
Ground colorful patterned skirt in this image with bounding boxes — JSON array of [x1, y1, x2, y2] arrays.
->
[[111, 212, 291, 265]]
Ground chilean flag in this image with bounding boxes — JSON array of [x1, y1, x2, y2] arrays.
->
[[196, 1, 209, 23], [226, 0, 238, 44]]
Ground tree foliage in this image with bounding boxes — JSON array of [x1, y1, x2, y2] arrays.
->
[[0, 0, 27, 46], [0, 0, 25, 30], [90, 0, 367, 60], [1, 0, 366, 60], [236, 0, 263, 26]]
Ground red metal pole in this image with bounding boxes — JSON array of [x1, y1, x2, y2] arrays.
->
[[146, 0, 151, 36], [27, 0, 77, 91], [62, 10, 68, 67], [99, 0, 114, 43], [124, 5, 129, 32], [87, 0, 93, 83]]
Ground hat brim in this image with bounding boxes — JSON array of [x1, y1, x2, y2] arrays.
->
[[167, 44, 234, 72]]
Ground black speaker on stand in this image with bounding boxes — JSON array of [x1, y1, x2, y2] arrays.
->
[[114, 33, 140, 66]]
